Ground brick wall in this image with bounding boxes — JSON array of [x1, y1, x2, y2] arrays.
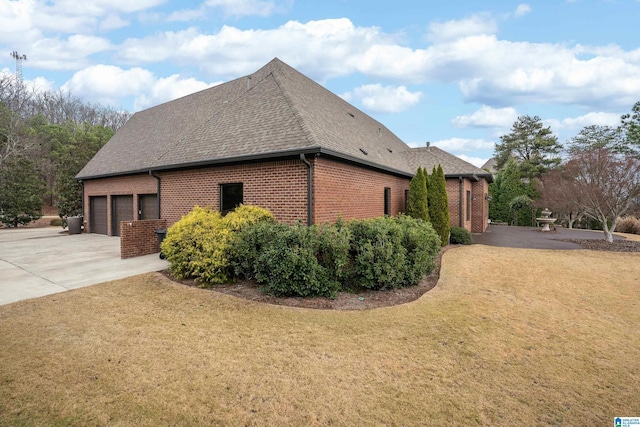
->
[[445, 177, 489, 233], [471, 179, 489, 233], [83, 174, 158, 235], [160, 160, 309, 226], [120, 219, 167, 259], [313, 157, 411, 223]]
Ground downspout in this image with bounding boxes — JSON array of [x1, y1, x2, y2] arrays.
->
[[300, 154, 313, 226], [79, 179, 84, 229], [149, 171, 161, 219], [458, 177, 463, 228]]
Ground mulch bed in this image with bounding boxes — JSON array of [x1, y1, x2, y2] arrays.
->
[[160, 238, 640, 311], [160, 246, 451, 311], [560, 239, 640, 252]]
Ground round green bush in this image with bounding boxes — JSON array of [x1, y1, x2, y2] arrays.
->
[[230, 222, 349, 299], [347, 215, 440, 290], [450, 226, 472, 245], [162, 204, 274, 286]]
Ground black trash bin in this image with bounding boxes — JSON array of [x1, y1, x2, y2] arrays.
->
[[155, 228, 167, 259], [67, 216, 82, 235]]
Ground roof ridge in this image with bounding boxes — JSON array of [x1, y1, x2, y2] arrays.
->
[[152, 67, 278, 167], [269, 65, 318, 147]]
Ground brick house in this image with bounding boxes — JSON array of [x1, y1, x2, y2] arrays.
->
[[76, 58, 491, 257]]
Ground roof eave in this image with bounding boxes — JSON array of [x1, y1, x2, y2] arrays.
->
[[77, 146, 415, 181], [444, 173, 494, 183]]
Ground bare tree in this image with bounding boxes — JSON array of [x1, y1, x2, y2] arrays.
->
[[534, 171, 585, 229], [541, 148, 640, 242]]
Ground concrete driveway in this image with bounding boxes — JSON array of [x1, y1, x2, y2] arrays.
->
[[0, 227, 168, 306]]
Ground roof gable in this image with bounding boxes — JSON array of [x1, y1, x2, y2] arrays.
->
[[402, 146, 493, 181], [77, 58, 417, 180]]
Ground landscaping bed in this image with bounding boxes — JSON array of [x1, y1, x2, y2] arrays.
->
[[161, 246, 448, 310]]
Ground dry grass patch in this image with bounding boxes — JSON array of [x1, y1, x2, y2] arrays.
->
[[1, 246, 639, 426]]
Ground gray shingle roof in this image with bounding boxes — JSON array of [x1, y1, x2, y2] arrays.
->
[[77, 58, 488, 181], [401, 146, 493, 182]]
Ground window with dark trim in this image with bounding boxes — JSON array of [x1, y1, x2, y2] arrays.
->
[[384, 187, 391, 216], [404, 189, 409, 212], [220, 183, 243, 215], [466, 190, 471, 221]]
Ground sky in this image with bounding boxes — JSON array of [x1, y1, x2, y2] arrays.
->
[[1, 0, 639, 167]]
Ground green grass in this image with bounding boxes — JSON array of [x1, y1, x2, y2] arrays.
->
[[1, 244, 639, 426]]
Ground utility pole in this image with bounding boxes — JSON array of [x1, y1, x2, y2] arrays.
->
[[10, 51, 27, 82]]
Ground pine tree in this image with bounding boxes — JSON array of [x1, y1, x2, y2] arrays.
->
[[428, 165, 450, 245], [406, 167, 429, 222], [0, 156, 46, 227]]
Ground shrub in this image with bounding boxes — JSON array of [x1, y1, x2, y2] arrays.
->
[[50, 218, 63, 227], [347, 216, 440, 290], [395, 215, 441, 285], [428, 165, 450, 246], [616, 216, 640, 235], [162, 204, 274, 286], [223, 204, 275, 232], [406, 167, 429, 222], [231, 222, 350, 298], [450, 226, 473, 245]]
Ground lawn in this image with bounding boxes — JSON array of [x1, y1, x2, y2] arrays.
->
[[1, 244, 639, 426]]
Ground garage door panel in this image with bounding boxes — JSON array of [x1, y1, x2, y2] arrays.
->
[[112, 195, 133, 237], [90, 196, 107, 235]]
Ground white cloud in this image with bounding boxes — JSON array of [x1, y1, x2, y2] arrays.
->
[[452, 105, 518, 128], [514, 4, 531, 17], [134, 74, 220, 110], [546, 112, 621, 131], [426, 13, 497, 43], [205, 0, 282, 17], [61, 65, 154, 106], [28, 35, 113, 70], [431, 137, 495, 152], [341, 84, 422, 113], [455, 154, 489, 168], [112, 16, 640, 112], [60, 64, 217, 110]]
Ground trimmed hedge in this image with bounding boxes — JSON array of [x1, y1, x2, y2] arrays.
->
[[347, 215, 440, 290], [166, 210, 442, 298], [230, 215, 440, 297], [230, 222, 349, 298], [450, 226, 472, 245]]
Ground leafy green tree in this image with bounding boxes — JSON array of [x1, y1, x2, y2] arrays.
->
[[566, 125, 629, 155], [620, 100, 640, 157], [406, 166, 429, 222], [489, 158, 534, 225], [0, 156, 46, 227], [53, 123, 113, 221], [494, 115, 562, 180], [428, 165, 450, 245]]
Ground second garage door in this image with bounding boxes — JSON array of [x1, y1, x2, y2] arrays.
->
[[112, 195, 133, 237]]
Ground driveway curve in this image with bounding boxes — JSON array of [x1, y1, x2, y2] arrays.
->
[[0, 227, 168, 306]]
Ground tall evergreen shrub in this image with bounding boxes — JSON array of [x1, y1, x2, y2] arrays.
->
[[428, 165, 450, 246], [406, 167, 429, 222]]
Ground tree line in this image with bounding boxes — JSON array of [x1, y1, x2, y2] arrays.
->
[[0, 73, 131, 227], [488, 102, 640, 242]]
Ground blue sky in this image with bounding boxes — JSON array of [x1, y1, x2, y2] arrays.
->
[[1, 0, 639, 167]]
